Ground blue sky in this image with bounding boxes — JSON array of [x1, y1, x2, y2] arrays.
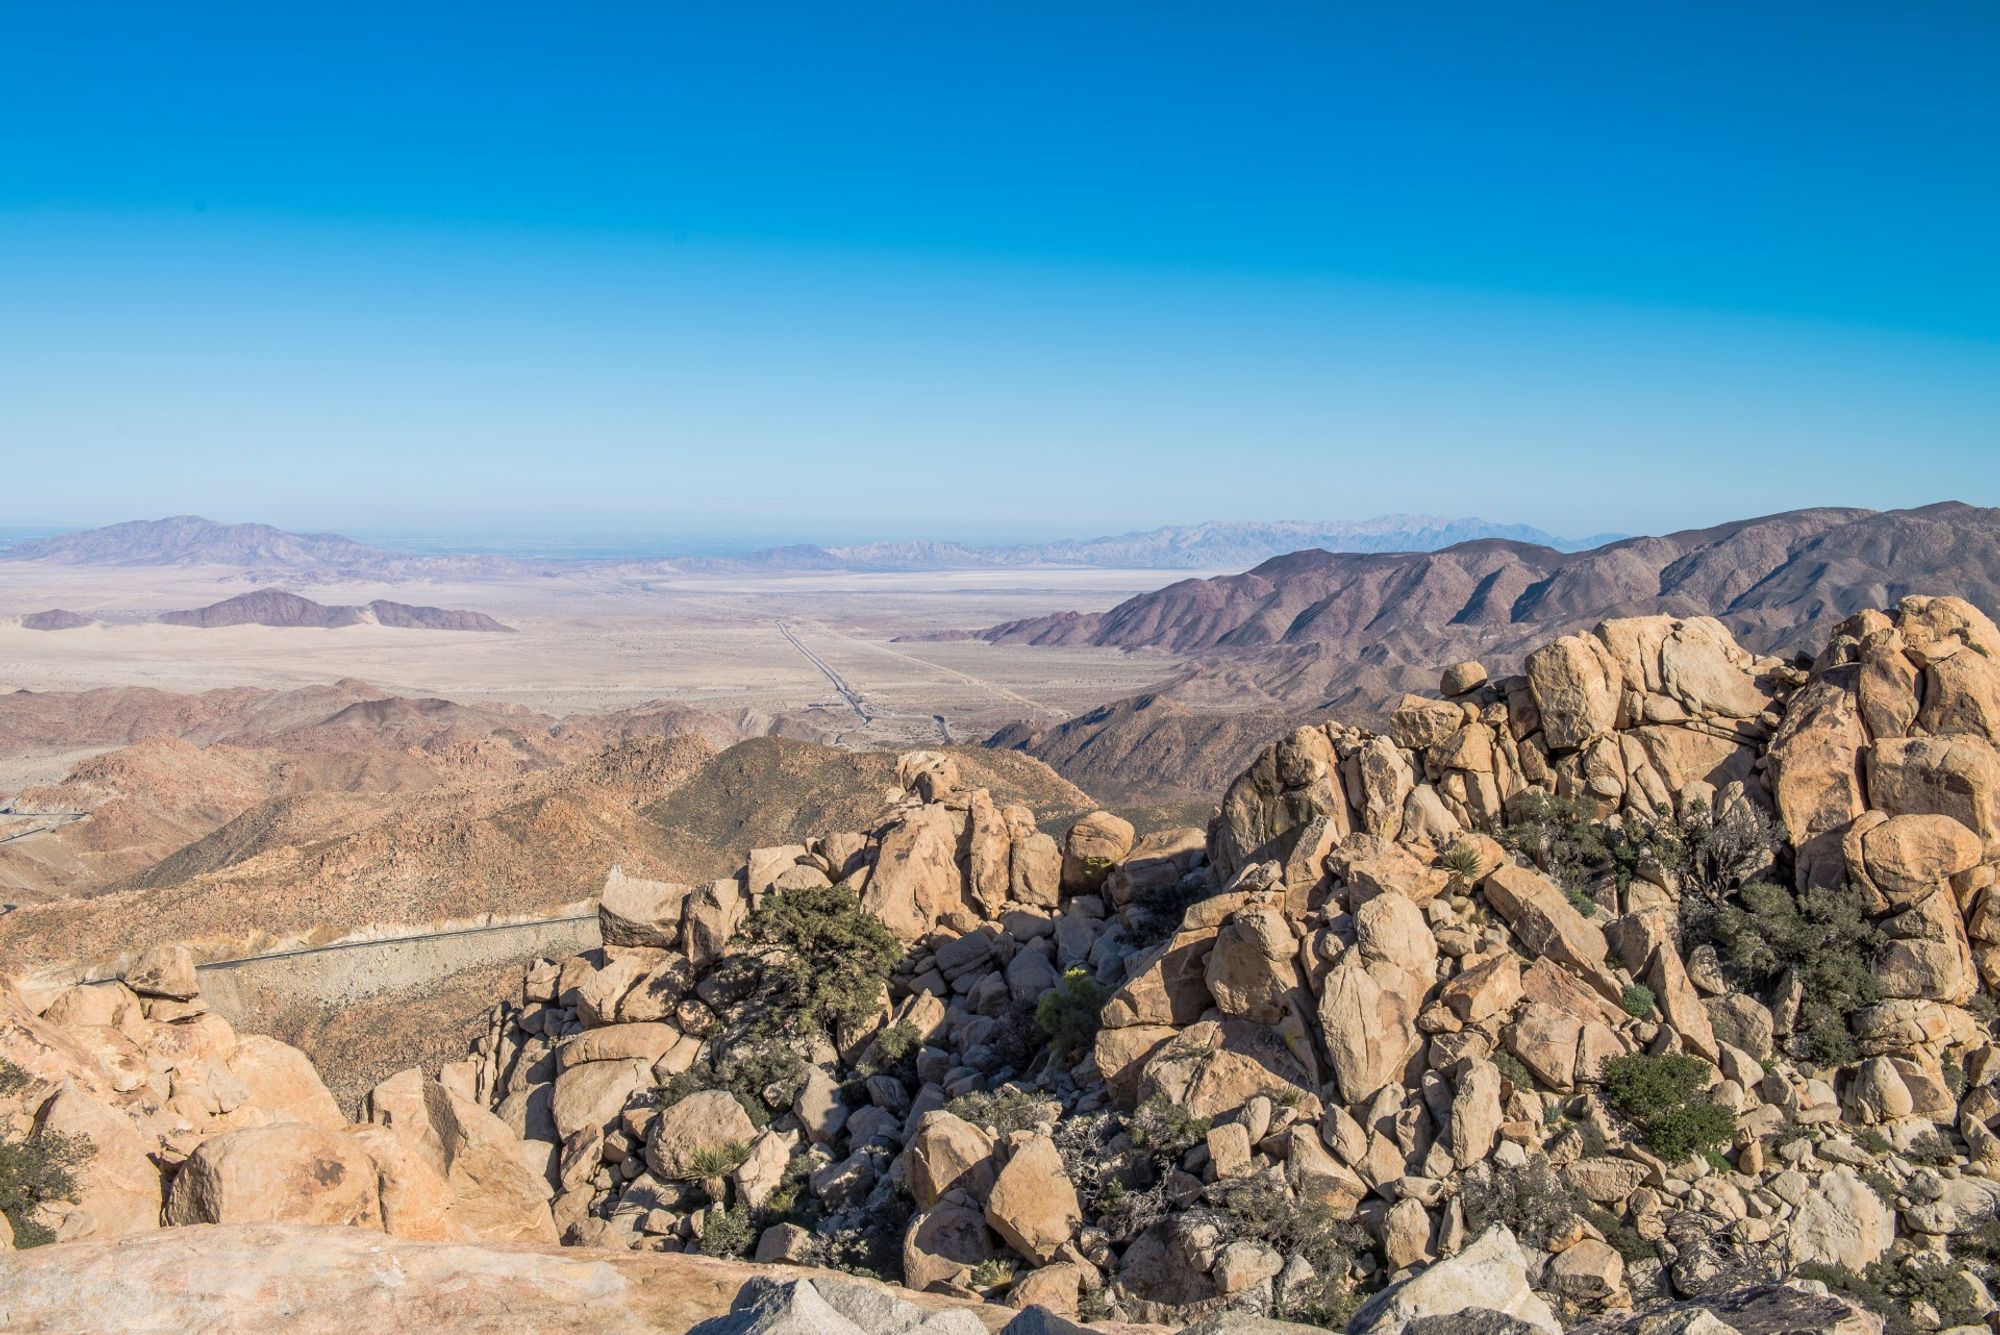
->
[[2, 3, 1996, 543]]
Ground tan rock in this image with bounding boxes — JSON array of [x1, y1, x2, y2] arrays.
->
[[905, 1111, 998, 1209], [597, 867, 690, 950], [227, 1034, 344, 1129], [1008, 830, 1063, 909], [1139, 1018, 1318, 1121], [1007, 1261, 1083, 1313], [1205, 906, 1304, 1024], [1318, 953, 1421, 1105], [1481, 864, 1615, 995], [550, 1056, 651, 1142], [1439, 953, 1522, 1024], [1859, 814, 1983, 906], [555, 1022, 680, 1072], [124, 943, 199, 1001], [1527, 634, 1624, 750], [966, 789, 1012, 917], [863, 805, 965, 940], [1545, 1237, 1624, 1301], [1062, 811, 1135, 893], [1766, 668, 1870, 885], [1788, 1166, 1895, 1272], [645, 1090, 757, 1180], [1646, 943, 1719, 1061], [903, 1201, 994, 1292], [1871, 734, 2000, 848], [1447, 1059, 1503, 1169], [346, 1124, 460, 1242], [165, 1125, 382, 1229], [984, 1133, 1080, 1266], [1091, 1023, 1177, 1105], [33, 1084, 162, 1240], [682, 878, 745, 968]]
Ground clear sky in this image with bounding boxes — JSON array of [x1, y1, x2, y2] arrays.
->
[[2, 3, 1996, 543]]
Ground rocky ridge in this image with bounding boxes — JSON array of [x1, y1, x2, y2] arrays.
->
[[16, 598, 2000, 1333]]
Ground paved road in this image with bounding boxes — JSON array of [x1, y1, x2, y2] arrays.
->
[[776, 620, 874, 725]]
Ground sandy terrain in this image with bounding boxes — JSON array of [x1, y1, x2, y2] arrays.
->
[[0, 562, 1189, 749]]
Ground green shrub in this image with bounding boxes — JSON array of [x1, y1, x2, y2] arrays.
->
[[1584, 1204, 1659, 1263], [698, 1204, 755, 1257], [1128, 1093, 1210, 1162], [1620, 984, 1657, 1019], [1710, 880, 1882, 1065], [737, 884, 902, 1041], [0, 1058, 26, 1097], [943, 1087, 1050, 1136], [1492, 1049, 1537, 1093], [968, 1257, 1016, 1290], [1502, 792, 1610, 895], [1903, 1130, 1957, 1167], [1035, 967, 1104, 1060], [1853, 1127, 1893, 1156], [0, 1127, 93, 1249], [650, 1037, 804, 1127], [1600, 1052, 1735, 1163]]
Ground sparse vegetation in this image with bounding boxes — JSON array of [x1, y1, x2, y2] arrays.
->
[[943, 1087, 1050, 1136], [1600, 1052, 1735, 1163], [1492, 1049, 1537, 1093], [678, 1141, 753, 1183], [1799, 1254, 1984, 1335], [1123, 876, 1206, 948], [1709, 880, 1882, 1065], [968, 1257, 1017, 1290], [1461, 1160, 1587, 1251], [1441, 839, 1483, 883], [0, 1121, 93, 1249], [1035, 966, 1104, 1059], [1903, 1130, 1957, 1167], [1620, 983, 1657, 1019], [1128, 1092, 1211, 1162], [1207, 1176, 1370, 1326], [697, 1204, 755, 1257]]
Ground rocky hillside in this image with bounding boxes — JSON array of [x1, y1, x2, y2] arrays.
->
[[985, 503, 2000, 806], [0, 515, 529, 580], [15, 596, 2000, 1334]]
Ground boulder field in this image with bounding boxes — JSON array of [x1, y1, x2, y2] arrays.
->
[[22, 598, 2000, 1332]]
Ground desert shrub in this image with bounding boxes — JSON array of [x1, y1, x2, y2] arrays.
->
[[0, 1058, 26, 1097], [863, 1021, 921, 1083], [1584, 1205, 1659, 1263], [1620, 983, 1658, 1019], [1600, 1052, 1735, 1163], [650, 1036, 804, 1127], [1208, 1176, 1370, 1325], [0, 1126, 93, 1249], [1502, 793, 1610, 896], [1492, 1049, 1537, 1093], [1800, 1254, 1984, 1335], [698, 1204, 755, 1257], [1709, 880, 1881, 1065], [1903, 1130, 1957, 1167], [1461, 1159, 1585, 1251], [1123, 876, 1206, 949], [736, 884, 902, 1042], [944, 1087, 1050, 1136], [1128, 1093, 1210, 1163], [813, 1191, 912, 1280], [1854, 1127, 1893, 1156], [1035, 967, 1104, 1060]]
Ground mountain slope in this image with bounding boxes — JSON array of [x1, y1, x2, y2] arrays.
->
[[981, 503, 2000, 797]]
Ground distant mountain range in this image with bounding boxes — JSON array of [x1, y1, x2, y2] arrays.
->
[[981, 501, 2000, 801], [0, 513, 1613, 576], [157, 589, 515, 632]]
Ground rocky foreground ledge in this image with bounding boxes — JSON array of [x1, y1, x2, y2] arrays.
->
[[0, 1222, 1873, 1335]]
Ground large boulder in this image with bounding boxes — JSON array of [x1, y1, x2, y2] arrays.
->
[[647, 1091, 758, 1180], [226, 1035, 346, 1129], [863, 805, 965, 941], [1061, 811, 1135, 894], [983, 1133, 1080, 1266], [1318, 954, 1421, 1105], [1350, 1226, 1560, 1335], [597, 868, 691, 950], [1526, 634, 1623, 750], [164, 1125, 383, 1229], [1787, 1167, 1895, 1272], [32, 1085, 162, 1241]]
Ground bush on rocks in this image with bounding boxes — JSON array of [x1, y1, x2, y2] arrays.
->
[[1709, 880, 1881, 1065], [1600, 1052, 1734, 1164]]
